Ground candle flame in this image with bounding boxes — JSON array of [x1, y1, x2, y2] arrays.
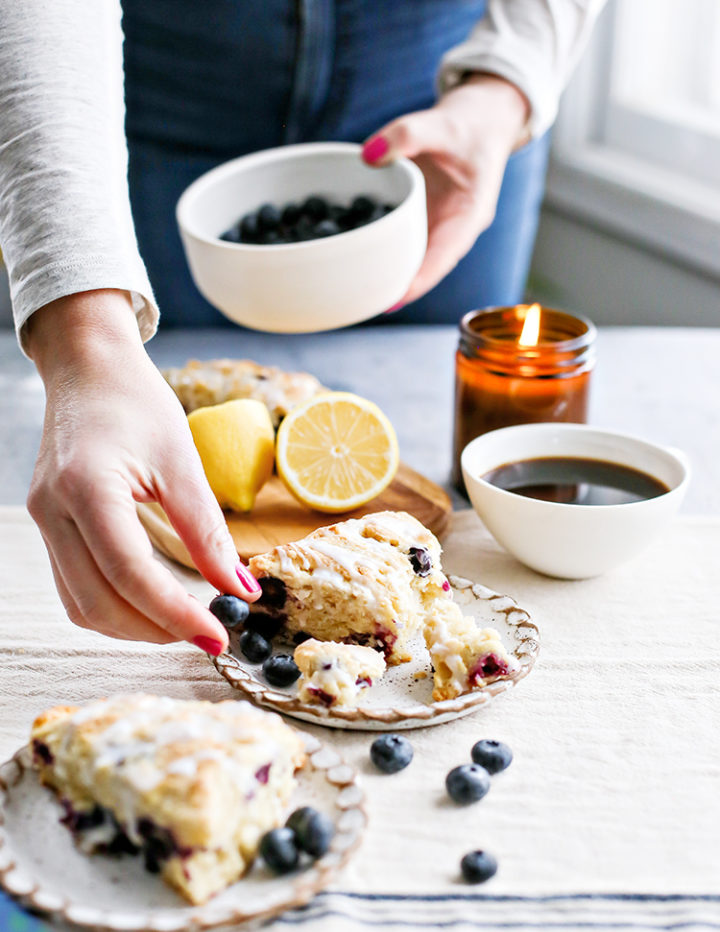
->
[[518, 303, 541, 347]]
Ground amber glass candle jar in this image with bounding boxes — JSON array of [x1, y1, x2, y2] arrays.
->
[[452, 305, 597, 489]]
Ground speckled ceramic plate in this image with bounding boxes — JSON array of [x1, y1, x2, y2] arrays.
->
[[212, 575, 540, 730], [0, 733, 365, 932]]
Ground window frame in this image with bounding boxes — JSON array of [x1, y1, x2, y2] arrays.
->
[[544, 0, 720, 279]]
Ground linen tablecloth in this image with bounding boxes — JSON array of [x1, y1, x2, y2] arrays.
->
[[1, 506, 719, 930]]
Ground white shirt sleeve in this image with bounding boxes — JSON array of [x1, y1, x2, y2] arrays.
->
[[0, 0, 158, 355], [438, 0, 607, 138]]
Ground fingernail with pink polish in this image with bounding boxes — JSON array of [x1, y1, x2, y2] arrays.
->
[[192, 635, 225, 656], [362, 136, 389, 163], [384, 301, 405, 314], [236, 562, 261, 593]]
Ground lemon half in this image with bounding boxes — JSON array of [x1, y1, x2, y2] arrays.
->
[[275, 391, 399, 512], [188, 398, 275, 512]]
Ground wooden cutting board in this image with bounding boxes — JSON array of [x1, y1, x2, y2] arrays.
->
[[138, 461, 452, 571]]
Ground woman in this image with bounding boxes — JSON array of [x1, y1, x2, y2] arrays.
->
[[0, 0, 604, 652]]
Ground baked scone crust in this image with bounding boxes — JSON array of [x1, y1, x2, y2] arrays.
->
[[30, 694, 305, 904], [294, 639, 386, 708], [162, 358, 324, 426], [249, 510, 452, 665], [424, 601, 519, 702]]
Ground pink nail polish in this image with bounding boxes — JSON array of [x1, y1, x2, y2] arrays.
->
[[384, 301, 405, 314], [236, 562, 261, 593], [192, 635, 225, 656], [362, 136, 389, 163]]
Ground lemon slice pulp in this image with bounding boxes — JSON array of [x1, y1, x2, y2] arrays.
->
[[275, 392, 399, 512]]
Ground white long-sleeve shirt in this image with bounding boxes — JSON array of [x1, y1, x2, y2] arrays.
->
[[0, 0, 605, 354]]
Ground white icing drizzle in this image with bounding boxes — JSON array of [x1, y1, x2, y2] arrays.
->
[[50, 696, 289, 836]]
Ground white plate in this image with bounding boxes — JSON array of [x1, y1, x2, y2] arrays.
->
[[212, 575, 540, 730], [0, 734, 365, 932]]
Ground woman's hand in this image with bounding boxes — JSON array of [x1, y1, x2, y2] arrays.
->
[[25, 289, 260, 653], [362, 74, 530, 306]]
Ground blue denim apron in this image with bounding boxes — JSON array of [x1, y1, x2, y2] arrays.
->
[[122, 0, 550, 327]]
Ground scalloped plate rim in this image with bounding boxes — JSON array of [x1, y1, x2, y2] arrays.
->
[[0, 733, 366, 932]]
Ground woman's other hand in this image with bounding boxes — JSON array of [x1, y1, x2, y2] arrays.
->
[[362, 74, 530, 306], [25, 289, 260, 653]]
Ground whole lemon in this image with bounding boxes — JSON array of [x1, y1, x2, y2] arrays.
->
[[188, 399, 275, 512]]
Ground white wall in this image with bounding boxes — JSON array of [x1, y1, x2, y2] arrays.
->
[[527, 205, 720, 327]]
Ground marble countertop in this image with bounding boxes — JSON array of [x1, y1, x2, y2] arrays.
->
[[1, 324, 718, 513]]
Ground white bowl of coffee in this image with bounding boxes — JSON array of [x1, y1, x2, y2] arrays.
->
[[461, 423, 690, 579]]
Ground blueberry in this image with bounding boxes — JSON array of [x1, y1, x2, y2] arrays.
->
[[239, 629, 272, 664], [263, 653, 301, 688], [258, 229, 283, 245], [258, 576, 287, 609], [220, 225, 242, 243], [246, 611, 284, 640], [293, 215, 316, 241], [460, 849, 498, 884], [313, 219, 341, 238], [286, 807, 334, 858], [239, 212, 260, 242], [446, 764, 491, 804], [281, 202, 301, 227], [471, 739, 513, 775], [350, 195, 376, 222], [258, 203, 281, 231], [302, 195, 329, 222], [370, 734, 414, 774], [259, 827, 300, 874], [408, 546, 432, 577], [209, 594, 250, 630]]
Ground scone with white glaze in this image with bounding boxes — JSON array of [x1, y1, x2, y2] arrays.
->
[[162, 358, 324, 427], [423, 601, 519, 702], [30, 694, 305, 904], [248, 510, 452, 665], [294, 638, 386, 708]]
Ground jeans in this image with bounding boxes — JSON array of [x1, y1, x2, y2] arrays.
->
[[122, 0, 550, 327]]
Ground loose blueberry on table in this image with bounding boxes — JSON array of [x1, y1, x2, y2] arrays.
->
[[445, 764, 491, 804], [239, 629, 273, 664], [460, 849, 498, 884], [263, 653, 301, 688], [286, 806, 335, 858], [219, 194, 395, 245], [208, 594, 250, 630], [471, 739, 513, 775], [370, 734, 414, 774]]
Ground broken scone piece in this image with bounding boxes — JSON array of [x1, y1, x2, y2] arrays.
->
[[249, 510, 452, 665], [424, 601, 519, 702], [162, 358, 324, 427], [294, 638, 386, 708], [30, 694, 305, 905]]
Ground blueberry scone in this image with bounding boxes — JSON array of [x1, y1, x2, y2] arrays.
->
[[162, 358, 324, 427], [294, 639, 386, 708], [248, 510, 452, 665], [30, 694, 305, 904], [423, 600, 519, 702]]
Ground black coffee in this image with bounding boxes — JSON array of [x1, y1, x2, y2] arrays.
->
[[481, 456, 670, 505]]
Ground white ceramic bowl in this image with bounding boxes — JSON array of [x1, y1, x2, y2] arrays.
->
[[461, 423, 690, 579], [176, 142, 427, 332]]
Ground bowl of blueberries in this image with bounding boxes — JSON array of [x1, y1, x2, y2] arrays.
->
[[176, 142, 427, 332]]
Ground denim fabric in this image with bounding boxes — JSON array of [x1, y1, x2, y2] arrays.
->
[[122, 0, 549, 327]]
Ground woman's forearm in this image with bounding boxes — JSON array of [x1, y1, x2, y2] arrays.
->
[[0, 0, 157, 354], [438, 0, 608, 138]]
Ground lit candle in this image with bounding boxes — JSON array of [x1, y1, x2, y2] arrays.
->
[[452, 305, 597, 490]]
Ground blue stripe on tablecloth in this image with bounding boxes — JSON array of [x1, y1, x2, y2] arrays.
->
[[3, 892, 720, 931], [273, 893, 720, 930]]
